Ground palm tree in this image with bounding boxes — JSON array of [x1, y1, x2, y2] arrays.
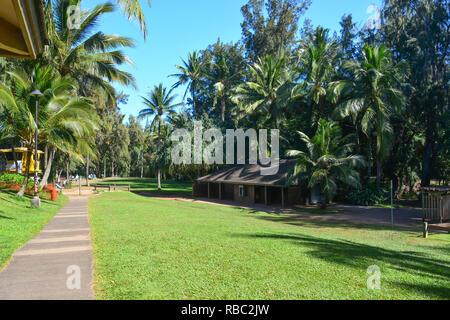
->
[[45, 0, 136, 98], [139, 84, 181, 190], [170, 51, 205, 118], [232, 55, 293, 129], [43, 0, 151, 39], [205, 50, 243, 122], [39, 94, 97, 187], [331, 45, 404, 184], [0, 65, 96, 196], [287, 119, 364, 209], [298, 27, 340, 122], [112, 0, 151, 39]]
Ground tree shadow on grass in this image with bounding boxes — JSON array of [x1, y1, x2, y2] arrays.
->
[[0, 189, 30, 205], [230, 232, 450, 299], [247, 211, 406, 232], [0, 211, 14, 220], [390, 282, 450, 299]]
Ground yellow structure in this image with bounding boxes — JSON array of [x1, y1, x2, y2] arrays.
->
[[0, 0, 48, 59], [0, 147, 43, 174]]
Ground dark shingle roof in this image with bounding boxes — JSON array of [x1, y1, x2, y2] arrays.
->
[[196, 159, 298, 187]]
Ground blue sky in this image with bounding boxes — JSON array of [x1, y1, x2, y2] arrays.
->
[[83, 0, 382, 121]]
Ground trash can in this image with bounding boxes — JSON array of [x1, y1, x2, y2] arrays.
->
[[50, 182, 58, 201]]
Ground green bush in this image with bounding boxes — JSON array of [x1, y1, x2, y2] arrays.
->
[[0, 173, 24, 185], [0, 173, 35, 187], [348, 183, 389, 206]]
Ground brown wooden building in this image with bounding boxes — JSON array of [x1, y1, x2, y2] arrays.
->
[[193, 160, 305, 208]]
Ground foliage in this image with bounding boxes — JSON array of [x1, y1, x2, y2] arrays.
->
[[332, 44, 406, 184], [232, 54, 294, 129], [287, 120, 364, 207], [170, 51, 205, 117], [0, 173, 30, 186], [241, 0, 311, 60], [1, 0, 448, 200], [139, 84, 181, 189], [381, 0, 449, 186], [348, 182, 389, 206]]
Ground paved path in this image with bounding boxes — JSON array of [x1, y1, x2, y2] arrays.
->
[[0, 197, 94, 300]]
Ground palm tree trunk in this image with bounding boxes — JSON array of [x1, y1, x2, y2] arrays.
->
[[11, 144, 19, 173], [157, 169, 161, 190], [40, 147, 56, 188], [376, 156, 381, 186], [367, 134, 372, 181], [320, 193, 328, 209], [140, 150, 144, 178], [103, 158, 106, 178], [221, 96, 226, 122], [157, 119, 162, 190], [376, 126, 382, 185], [192, 88, 197, 119], [16, 148, 32, 197], [44, 145, 48, 171], [85, 155, 90, 186], [355, 121, 361, 154], [66, 157, 70, 182]]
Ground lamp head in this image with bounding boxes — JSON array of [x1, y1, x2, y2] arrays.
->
[[30, 90, 43, 97]]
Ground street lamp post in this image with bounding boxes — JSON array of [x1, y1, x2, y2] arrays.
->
[[30, 89, 43, 208]]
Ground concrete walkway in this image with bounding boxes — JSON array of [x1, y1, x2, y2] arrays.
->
[[0, 197, 94, 300]]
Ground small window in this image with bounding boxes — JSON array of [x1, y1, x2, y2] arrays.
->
[[239, 185, 245, 197]]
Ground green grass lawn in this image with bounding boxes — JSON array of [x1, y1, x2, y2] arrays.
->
[[96, 177, 192, 195], [374, 203, 405, 209], [89, 192, 450, 300], [0, 189, 68, 269]]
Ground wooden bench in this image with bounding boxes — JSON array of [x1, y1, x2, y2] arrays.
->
[[92, 184, 131, 192], [423, 222, 450, 238]]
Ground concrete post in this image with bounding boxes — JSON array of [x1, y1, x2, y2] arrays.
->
[[423, 222, 428, 238]]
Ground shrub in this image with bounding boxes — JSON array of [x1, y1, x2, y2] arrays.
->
[[0, 173, 35, 189], [348, 183, 389, 206], [0, 173, 25, 185]]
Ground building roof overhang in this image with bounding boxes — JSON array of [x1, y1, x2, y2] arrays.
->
[[196, 159, 299, 187], [0, 0, 48, 59]]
